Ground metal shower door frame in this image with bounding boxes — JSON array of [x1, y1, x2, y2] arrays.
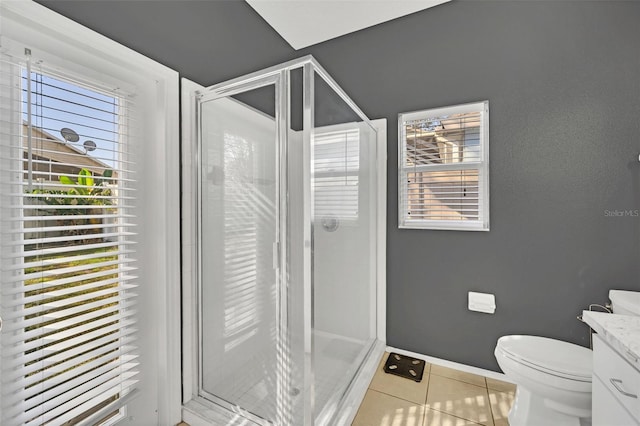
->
[[194, 70, 290, 426], [193, 55, 377, 426]]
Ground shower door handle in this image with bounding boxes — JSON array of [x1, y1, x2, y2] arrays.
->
[[273, 242, 280, 270]]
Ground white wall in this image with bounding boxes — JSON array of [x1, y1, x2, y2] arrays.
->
[[312, 122, 378, 342]]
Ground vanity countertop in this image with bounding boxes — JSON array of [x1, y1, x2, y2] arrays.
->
[[583, 311, 640, 370]]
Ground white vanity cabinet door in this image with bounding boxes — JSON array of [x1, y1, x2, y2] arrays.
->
[[593, 334, 640, 425], [594, 375, 638, 426]]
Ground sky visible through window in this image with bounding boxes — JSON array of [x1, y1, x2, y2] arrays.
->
[[22, 70, 120, 170]]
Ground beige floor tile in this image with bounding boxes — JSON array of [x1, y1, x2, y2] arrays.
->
[[488, 388, 515, 425], [430, 364, 487, 387], [426, 375, 493, 426], [424, 408, 484, 426], [352, 389, 426, 426], [486, 377, 516, 393], [369, 352, 430, 404]]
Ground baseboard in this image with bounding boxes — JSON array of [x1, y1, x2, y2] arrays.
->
[[385, 346, 515, 384]]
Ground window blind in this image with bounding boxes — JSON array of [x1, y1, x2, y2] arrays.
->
[[399, 101, 489, 230], [313, 128, 360, 220], [0, 49, 138, 425]]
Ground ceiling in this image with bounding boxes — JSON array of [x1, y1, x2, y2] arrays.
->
[[246, 0, 450, 50]]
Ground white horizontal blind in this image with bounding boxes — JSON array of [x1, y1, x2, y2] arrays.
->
[[313, 128, 360, 220], [399, 101, 489, 230], [0, 50, 138, 425]]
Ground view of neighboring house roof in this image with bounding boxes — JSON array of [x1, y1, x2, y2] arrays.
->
[[22, 123, 113, 176]]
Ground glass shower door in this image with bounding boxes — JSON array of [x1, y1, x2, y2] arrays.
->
[[198, 82, 281, 423]]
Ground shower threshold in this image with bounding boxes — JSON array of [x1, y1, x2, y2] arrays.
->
[[183, 337, 385, 426]]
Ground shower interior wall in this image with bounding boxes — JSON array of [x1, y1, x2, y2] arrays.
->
[[198, 85, 375, 389]]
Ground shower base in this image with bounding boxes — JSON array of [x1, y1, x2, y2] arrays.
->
[[200, 331, 372, 423]]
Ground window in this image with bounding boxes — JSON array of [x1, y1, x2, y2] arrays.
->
[[0, 51, 137, 425], [314, 126, 360, 221], [398, 101, 489, 231]]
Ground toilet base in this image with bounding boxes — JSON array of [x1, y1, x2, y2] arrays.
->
[[509, 387, 591, 426]]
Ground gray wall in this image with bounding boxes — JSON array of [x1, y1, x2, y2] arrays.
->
[[36, 0, 640, 371]]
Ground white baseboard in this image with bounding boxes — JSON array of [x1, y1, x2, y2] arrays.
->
[[385, 346, 515, 384]]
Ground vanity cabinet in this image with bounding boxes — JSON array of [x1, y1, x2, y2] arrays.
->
[[593, 334, 640, 426]]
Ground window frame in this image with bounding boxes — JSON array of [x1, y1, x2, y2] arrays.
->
[[398, 101, 490, 231], [0, 2, 181, 424]]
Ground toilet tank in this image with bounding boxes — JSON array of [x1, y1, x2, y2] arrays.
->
[[609, 290, 640, 316]]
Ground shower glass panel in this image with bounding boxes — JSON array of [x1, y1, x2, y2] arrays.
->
[[192, 57, 380, 426], [199, 82, 279, 422], [311, 72, 377, 424]]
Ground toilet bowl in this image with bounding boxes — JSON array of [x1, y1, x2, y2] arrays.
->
[[495, 335, 592, 426], [495, 290, 640, 425]]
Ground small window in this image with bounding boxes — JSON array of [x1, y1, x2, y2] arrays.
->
[[398, 101, 489, 231]]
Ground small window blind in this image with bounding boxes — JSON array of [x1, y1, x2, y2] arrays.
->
[[313, 128, 360, 220], [0, 50, 138, 425], [399, 101, 489, 231]]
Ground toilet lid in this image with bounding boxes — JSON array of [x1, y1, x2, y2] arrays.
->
[[497, 335, 592, 382]]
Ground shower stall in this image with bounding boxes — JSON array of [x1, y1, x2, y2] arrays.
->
[[181, 56, 385, 425]]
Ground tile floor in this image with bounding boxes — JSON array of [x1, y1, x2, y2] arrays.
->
[[178, 352, 516, 426], [352, 352, 517, 426]]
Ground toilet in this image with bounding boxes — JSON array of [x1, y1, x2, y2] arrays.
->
[[495, 289, 640, 426], [495, 335, 592, 426]]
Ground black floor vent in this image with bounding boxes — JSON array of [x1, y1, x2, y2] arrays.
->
[[383, 352, 426, 382]]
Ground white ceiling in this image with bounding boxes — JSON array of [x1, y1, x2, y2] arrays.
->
[[246, 0, 450, 50]]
